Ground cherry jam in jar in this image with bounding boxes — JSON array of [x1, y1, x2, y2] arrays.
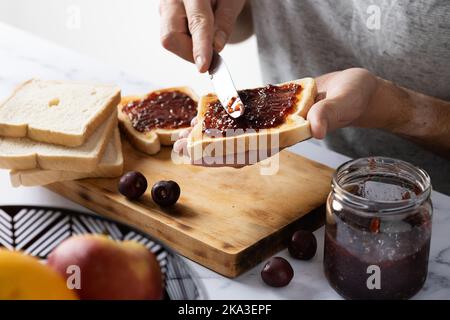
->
[[324, 157, 432, 300]]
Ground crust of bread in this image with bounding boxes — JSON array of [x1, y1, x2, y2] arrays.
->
[[0, 111, 117, 172], [187, 78, 317, 161], [10, 128, 123, 187], [118, 87, 198, 155], [0, 79, 121, 147]]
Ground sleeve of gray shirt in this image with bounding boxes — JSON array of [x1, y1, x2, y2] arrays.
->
[[250, 0, 450, 195]]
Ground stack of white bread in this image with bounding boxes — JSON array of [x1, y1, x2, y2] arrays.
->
[[0, 79, 124, 187]]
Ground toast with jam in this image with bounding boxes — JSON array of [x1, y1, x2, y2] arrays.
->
[[118, 87, 198, 155], [187, 78, 317, 163]]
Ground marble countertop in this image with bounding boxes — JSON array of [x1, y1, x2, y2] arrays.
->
[[0, 22, 449, 300]]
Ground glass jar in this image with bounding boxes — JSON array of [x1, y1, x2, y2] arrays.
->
[[323, 157, 432, 300]]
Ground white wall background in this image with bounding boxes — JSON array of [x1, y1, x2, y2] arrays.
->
[[0, 0, 262, 95]]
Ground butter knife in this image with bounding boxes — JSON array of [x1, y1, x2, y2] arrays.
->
[[208, 52, 244, 118]]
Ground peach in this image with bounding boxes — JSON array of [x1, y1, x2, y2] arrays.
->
[[47, 235, 163, 300]]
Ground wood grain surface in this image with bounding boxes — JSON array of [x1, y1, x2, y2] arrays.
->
[[47, 139, 333, 277]]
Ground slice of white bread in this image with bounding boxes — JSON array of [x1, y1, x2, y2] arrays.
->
[[187, 78, 317, 162], [0, 111, 117, 172], [10, 128, 123, 187], [118, 87, 198, 155], [0, 79, 121, 147]]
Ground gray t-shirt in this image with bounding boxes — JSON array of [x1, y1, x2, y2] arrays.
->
[[251, 0, 450, 195]]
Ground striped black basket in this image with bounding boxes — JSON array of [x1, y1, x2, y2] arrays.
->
[[0, 205, 206, 300]]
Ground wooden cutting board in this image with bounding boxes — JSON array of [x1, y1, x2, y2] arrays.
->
[[47, 140, 333, 277]]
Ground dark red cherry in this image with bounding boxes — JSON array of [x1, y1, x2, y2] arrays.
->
[[288, 230, 317, 260], [261, 257, 294, 287], [118, 171, 147, 200], [151, 180, 180, 206]]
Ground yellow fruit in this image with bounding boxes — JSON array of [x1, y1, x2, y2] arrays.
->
[[0, 249, 78, 300]]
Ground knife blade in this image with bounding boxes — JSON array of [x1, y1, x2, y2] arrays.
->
[[208, 52, 244, 118]]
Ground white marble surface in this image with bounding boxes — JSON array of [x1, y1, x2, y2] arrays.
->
[[0, 22, 449, 300]]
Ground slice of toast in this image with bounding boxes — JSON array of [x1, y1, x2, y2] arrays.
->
[[0, 79, 120, 147], [0, 111, 117, 172], [10, 128, 123, 187], [187, 78, 317, 162], [118, 87, 198, 155]]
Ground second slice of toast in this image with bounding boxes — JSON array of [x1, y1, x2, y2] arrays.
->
[[118, 87, 198, 155]]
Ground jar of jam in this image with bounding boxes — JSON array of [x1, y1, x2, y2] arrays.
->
[[323, 157, 432, 300]]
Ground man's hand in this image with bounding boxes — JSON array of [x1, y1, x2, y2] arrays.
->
[[307, 68, 379, 139], [174, 67, 450, 165], [159, 0, 247, 72], [309, 68, 450, 158], [173, 68, 380, 167]]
